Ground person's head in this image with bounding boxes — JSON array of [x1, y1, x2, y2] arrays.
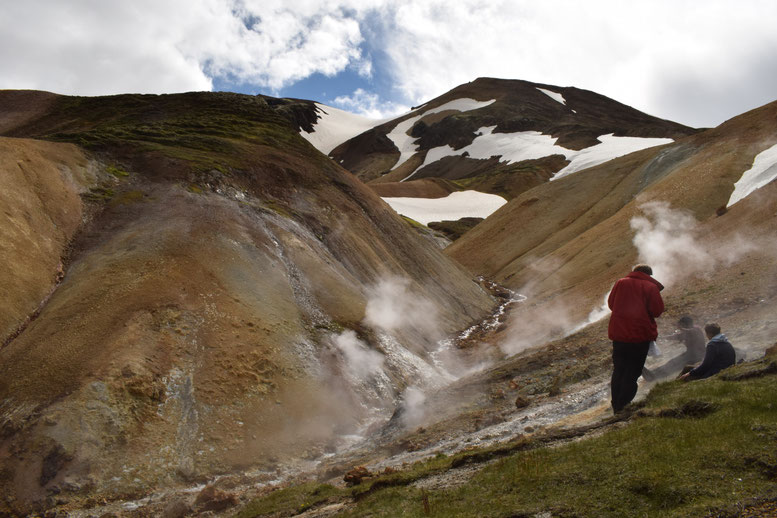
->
[[678, 316, 694, 328], [704, 322, 721, 339], [632, 264, 653, 275]]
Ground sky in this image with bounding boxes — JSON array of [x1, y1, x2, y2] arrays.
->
[[2, 1, 776, 128]]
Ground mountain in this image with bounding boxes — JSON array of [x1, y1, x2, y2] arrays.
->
[[326, 78, 698, 202], [447, 98, 777, 353], [2, 79, 777, 517], [0, 90, 494, 514]]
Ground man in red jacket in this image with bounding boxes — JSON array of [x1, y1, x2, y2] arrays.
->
[[607, 264, 664, 413]]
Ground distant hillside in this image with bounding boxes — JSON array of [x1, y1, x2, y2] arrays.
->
[[0, 90, 494, 515], [448, 98, 777, 353], [326, 78, 698, 200]]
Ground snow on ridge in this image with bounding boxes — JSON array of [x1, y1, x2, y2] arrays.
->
[[537, 87, 566, 106], [403, 127, 563, 181], [552, 134, 674, 180], [387, 98, 496, 172], [403, 129, 673, 182], [301, 103, 388, 155], [727, 143, 777, 207], [381, 190, 506, 226]]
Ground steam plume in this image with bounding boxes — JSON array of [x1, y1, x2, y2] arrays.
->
[[630, 201, 757, 287], [330, 330, 384, 379], [364, 276, 442, 344]]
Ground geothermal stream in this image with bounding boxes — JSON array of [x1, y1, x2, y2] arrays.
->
[[70, 284, 615, 517]]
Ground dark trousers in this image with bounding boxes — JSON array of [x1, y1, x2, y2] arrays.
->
[[611, 341, 650, 412]]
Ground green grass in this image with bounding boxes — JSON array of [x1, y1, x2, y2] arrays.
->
[[20, 91, 325, 173], [105, 164, 130, 178], [236, 482, 344, 517], [238, 359, 777, 517]]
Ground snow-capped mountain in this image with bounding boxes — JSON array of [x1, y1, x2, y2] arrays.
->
[[325, 77, 698, 201]]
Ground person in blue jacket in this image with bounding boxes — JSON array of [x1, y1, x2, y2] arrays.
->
[[679, 322, 736, 381]]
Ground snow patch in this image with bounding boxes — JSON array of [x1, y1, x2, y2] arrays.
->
[[301, 103, 387, 155], [552, 134, 674, 180], [381, 190, 506, 226], [387, 98, 496, 171], [727, 143, 777, 206], [537, 87, 566, 105], [404, 128, 672, 181]]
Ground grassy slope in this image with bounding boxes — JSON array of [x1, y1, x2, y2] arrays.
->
[[238, 356, 777, 517]]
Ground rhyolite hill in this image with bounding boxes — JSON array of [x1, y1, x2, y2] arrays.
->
[[0, 89, 494, 515], [1, 80, 777, 517]]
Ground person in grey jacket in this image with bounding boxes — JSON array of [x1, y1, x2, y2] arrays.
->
[[679, 323, 736, 381]]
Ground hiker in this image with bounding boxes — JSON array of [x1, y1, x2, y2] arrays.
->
[[642, 316, 706, 380], [607, 264, 664, 413], [678, 323, 736, 381]]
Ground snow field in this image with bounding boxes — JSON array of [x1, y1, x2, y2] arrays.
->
[[403, 128, 673, 181], [553, 134, 674, 179], [381, 190, 507, 226], [387, 98, 496, 171], [301, 103, 388, 155], [727, 143, 777, 206]]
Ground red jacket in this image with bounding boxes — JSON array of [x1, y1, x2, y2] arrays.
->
[[607, 271, 664, 343]]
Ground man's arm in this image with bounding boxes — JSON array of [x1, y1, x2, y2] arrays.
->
[[607, 281, 619, 310], [648, 286, 664, 318]]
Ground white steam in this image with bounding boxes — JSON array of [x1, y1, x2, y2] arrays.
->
[[330, 330, 384, 379], [500, 299, 574, 356], [630, 201, 758, 287], [325, 275, 461, 432], [364, 276, 442, 342], [399, 386, 427, 429]]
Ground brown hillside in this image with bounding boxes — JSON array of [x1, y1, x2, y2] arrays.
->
[[0, 138, 92, 342], [368, 178, 457, 199], [0, 91, 494, 515], [448, 99, 777, 348]]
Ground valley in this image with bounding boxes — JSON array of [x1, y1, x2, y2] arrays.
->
[[1, 78, 776, 517]]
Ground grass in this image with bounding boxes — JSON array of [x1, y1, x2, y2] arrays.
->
[[105, 164, 130, 178], [236, 482, 344, 517], [238, 358, 777, 517], [19, 91, 325, 173]]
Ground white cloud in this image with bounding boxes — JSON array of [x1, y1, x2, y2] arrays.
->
[[2, 0, 776, 127], [333, 88, 408, 118], [373, 0, 777, 127], [0, 0, 373, 95]]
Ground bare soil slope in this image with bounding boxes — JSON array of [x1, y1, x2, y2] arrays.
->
[[0, 91, 494, 515], [0, 137, 93, 343]]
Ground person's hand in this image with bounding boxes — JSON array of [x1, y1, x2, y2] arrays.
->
[[678, 373, 691, 382]]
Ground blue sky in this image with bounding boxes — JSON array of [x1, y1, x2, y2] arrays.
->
[[3, 1, 777, 127]]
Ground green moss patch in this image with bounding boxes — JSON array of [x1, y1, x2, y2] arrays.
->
[[236, 482, 344, 517], [105, 164, 130, 178]]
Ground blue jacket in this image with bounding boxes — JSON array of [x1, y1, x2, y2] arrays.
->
[[689, 334, 736, 379]]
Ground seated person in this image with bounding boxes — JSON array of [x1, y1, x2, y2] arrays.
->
[[667, 316, 706, 364], [679, 323, 736, 381], [642, 316, 706, 380]]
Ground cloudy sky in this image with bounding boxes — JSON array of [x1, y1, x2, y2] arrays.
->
[[2, 0, 776, 127]]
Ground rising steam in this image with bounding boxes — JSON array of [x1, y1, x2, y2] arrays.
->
[[330, 330, 384, 378], [630, 201, 757, 287], [364, 276, 442, 342]]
